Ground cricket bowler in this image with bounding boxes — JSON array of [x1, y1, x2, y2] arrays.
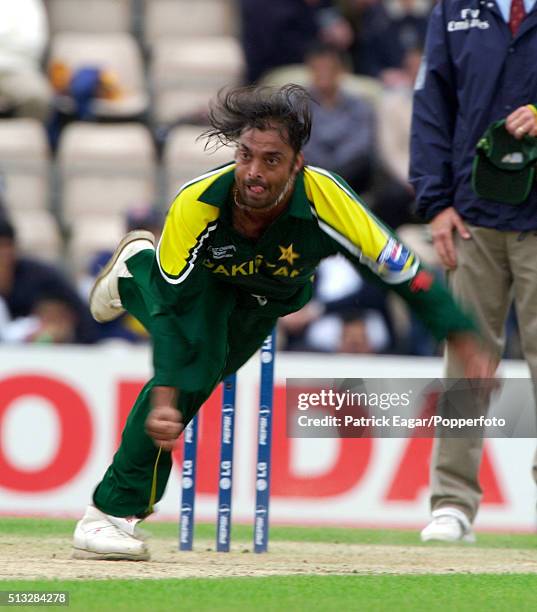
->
[[72, 84, 494, 561]]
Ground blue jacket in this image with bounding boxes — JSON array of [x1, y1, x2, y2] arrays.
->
[[410, 0, 537, 230]]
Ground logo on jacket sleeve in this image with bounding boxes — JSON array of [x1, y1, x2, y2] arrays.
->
[[377, 239, 411, 273]]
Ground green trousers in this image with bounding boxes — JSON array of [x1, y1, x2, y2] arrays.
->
[[92, 251, 286, 517]]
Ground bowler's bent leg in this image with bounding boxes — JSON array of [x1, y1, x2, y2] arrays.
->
[[93, 381, 172, 517], [75, 249, 231, 558]]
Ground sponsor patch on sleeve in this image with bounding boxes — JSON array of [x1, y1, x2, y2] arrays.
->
[[377, 238, 412, 273]]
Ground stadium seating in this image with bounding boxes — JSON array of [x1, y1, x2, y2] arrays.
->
[[68, 215, 125, 274], [163, 125, 234, 202], [0, 119, 62, 260], [10, 209, 63, 262], [151, 37, 245, 125], [57, 122, 157, 228], [143, 0, 237, 47], [0, 119, 50, 214], [45, 0, 133, 34], [48, 32, 148, 119]]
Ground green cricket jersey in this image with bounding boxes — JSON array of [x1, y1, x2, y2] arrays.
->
[[160, 163, 416, 301], [95, 163, 480, 519], [131, 162, 476, 387]]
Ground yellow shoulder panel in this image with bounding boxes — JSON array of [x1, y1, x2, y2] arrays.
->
[[304, 166, 417, 283], [157, 167, 229, 283]]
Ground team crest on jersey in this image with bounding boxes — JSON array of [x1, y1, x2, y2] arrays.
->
[[278, 244, 300, 265], [377, 239, 411, 273]]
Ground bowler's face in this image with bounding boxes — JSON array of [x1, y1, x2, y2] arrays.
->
[[234, 126, 303, 210]]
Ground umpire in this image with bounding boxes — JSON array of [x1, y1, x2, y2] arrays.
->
[[411, 0, 537, 542]]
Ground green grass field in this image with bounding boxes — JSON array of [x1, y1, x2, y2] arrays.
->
[[1, 518, 537, 611]]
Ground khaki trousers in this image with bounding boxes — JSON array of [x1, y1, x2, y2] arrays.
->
[[431, 225, 537, 521]]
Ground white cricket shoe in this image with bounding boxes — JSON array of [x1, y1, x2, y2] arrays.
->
[[89, 230, 155, 323], [72, 505, 150, 561], [420, 507, 476, 543]]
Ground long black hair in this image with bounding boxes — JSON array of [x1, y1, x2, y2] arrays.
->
[[202, 84, 312, 154]]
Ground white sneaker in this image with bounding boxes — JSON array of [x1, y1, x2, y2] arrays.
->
[[89, 230, 155, 323], [72, 505, 150, 561], [420, 507, 476, 543]]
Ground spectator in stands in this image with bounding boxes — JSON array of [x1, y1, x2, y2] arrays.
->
[[303, 43, 375, 194], [375, 46, 423, 229], [341, 0, 430, 85], [366, 44, 442, 357], [0, 218, 97, 344], [0, 0, 52, 121], [239, 0, 353, 83], [338, 310, 373, 353], [1, 295, 79, 344]]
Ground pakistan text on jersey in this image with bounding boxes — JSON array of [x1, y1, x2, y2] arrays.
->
[[203, 257, 304, 278]]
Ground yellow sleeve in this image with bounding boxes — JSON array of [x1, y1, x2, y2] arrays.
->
[[304, 166, 419, 284], [156, 186, 220, 284]]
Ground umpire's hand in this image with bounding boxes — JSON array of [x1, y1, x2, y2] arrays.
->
[[430, 206, 471, 270], [146, 386, 184, 451], [505, 104, 537, 139]]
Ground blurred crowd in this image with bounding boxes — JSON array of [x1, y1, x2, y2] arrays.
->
[[0, 0, 523, 358]]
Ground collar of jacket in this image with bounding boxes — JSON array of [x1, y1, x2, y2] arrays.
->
[[477, 0, 537, 33], [198, 165, 313, 220]]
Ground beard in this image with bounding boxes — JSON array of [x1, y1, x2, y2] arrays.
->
[[237, 173, 296, 212]]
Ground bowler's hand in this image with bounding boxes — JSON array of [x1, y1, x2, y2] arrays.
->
[[430, 207, 471, 270], [505, 105, 537, 139], [146, 386, 184, 451]]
